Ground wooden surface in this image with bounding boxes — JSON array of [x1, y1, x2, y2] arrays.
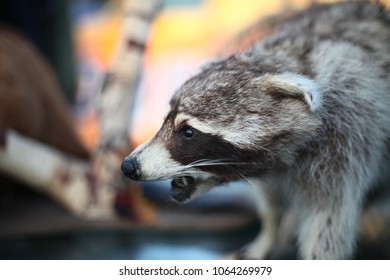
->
[[0, 179, 258, 239], [1, 179, 390, 259]]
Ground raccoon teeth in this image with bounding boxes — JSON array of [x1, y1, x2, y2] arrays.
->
[[172, 178, 184, 188], [170, 176, 197, 203], [183, 176, 195, 186], [173, 176, 195, 187]]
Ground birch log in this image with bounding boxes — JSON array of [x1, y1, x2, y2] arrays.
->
[[0, 129, 114, 218], [98, 0, 161, 152], [91, 0, 161, 203], [0, 0, 160, 220]]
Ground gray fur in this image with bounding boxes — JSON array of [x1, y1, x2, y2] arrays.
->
[[123, 2, 390, 259]]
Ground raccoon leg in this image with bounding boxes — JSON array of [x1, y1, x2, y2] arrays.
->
[[296, 187, 362, 259], [239, 181, 281, 259]]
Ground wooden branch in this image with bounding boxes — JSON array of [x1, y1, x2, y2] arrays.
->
[[0, 0, 161, 221], [98, 0, 161, 152], [0, 129, 115, 219]]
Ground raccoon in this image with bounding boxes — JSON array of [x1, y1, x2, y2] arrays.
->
[[121, 2, 390, 259]]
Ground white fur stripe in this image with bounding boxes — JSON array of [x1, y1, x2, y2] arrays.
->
[[175, 113, 262, 149], [130, 140, 182, 180]]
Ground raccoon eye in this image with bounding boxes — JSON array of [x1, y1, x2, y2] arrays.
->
[[180, 125, 194, 139]]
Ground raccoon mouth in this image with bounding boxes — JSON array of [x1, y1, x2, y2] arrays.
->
[[170, 176, 196, 203]]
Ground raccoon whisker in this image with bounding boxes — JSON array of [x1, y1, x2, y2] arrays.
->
[[161, 159, 255, 180], [237, 172, 271, 200], [165, 164, 210, 176], [237, 172, 255, 187], [186, 159, 226, 167], [150, 165, 204, 181], [172, 169, 210, 179], [186, 159, 249, 168], [189, 162, 242, 167]]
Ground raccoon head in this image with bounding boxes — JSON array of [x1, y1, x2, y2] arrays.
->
[[122, 55, 322, 203]]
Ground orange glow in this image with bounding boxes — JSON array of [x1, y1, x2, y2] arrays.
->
[[74, 6, 122, 70]]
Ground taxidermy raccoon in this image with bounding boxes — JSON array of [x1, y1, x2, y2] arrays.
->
[[121, 2, 390, 259]]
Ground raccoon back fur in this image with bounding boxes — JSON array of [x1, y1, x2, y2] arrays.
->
[[122, 2, 390, 259]]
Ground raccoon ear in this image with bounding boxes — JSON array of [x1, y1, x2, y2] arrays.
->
[[263, 73, 322, 111]]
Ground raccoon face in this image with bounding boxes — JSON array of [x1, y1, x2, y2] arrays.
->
[[122, 57, 322, 203]]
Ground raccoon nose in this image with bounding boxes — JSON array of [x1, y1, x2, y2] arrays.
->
[[121, 157, 140, 180]]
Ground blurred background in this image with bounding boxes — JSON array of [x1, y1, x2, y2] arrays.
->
[[0, 0, 389, 260]]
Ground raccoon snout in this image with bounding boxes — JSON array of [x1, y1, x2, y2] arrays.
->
[[121, 157, 141, 180]]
